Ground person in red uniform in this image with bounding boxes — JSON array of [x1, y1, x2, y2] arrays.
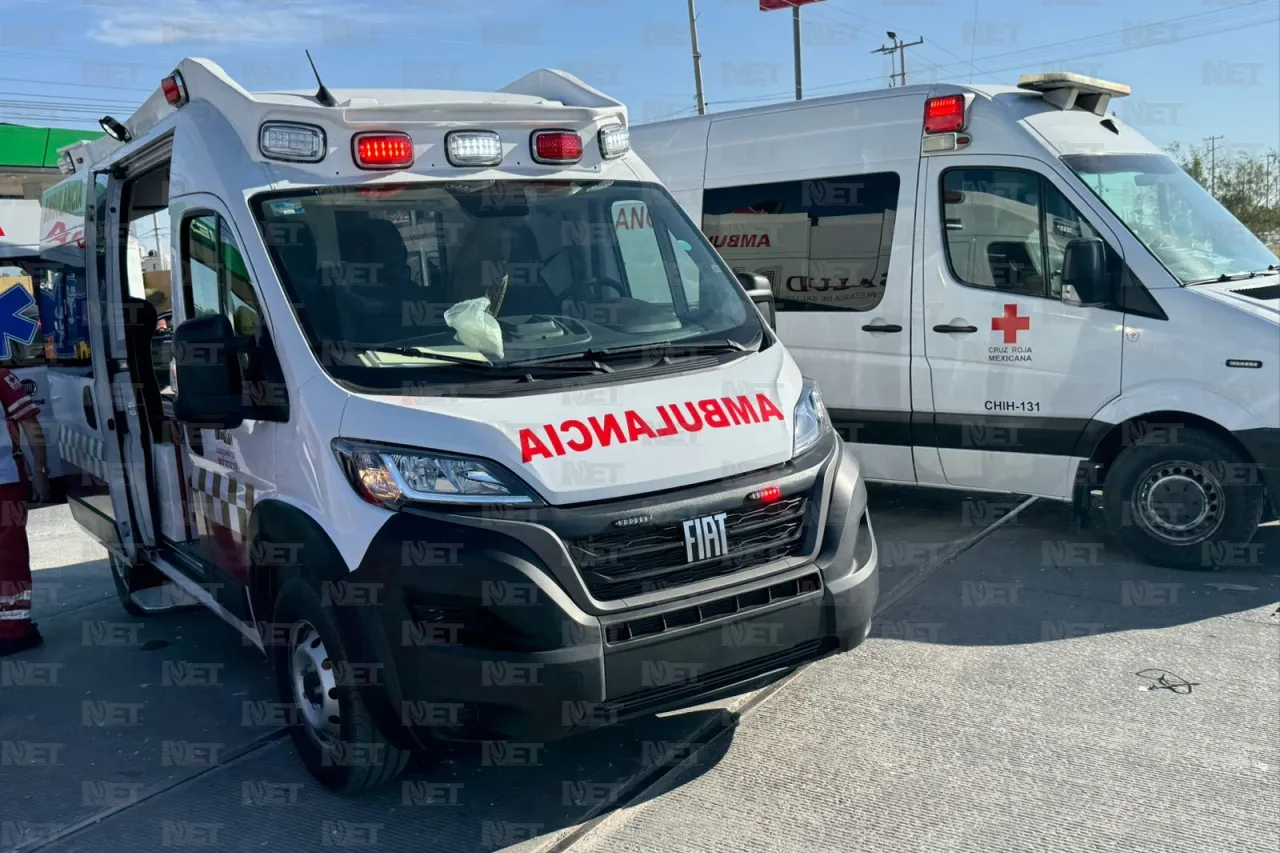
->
[[0, 367, 50, 656]]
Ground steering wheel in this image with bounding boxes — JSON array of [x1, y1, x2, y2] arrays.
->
[[561, 277, 626, 305]]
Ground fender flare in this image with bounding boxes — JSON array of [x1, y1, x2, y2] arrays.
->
[[246, 498, 414, 751], [1076, 384, 1266, 461]]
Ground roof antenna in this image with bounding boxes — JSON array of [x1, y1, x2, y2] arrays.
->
[[306, 49, 337, 107]]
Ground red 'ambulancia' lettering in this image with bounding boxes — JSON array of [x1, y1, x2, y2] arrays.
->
[[517, 394, 787, 463], [698, 398, 730, 428]]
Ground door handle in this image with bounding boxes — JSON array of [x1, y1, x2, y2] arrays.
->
[[932, 324, 978, 333], [861, 323, 903, 333], [82, 386, 97, 430]]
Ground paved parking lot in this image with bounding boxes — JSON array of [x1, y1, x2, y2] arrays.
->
[[3, 488, 1277, 853]]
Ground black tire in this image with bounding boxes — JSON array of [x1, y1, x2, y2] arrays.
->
[[270, 578, 410, 793], [1102, 427, 1264, 570]]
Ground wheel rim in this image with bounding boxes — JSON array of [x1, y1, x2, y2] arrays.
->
[[288, 621, 341, 747], [1133, 460, 1224, 545]]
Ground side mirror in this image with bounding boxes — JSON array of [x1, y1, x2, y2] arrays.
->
[[172, 314, 246, 430], [736, 271, 776, 329], [1061, 237, 1110, 305]]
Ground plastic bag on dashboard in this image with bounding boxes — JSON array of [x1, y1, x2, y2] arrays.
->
[[444, 297, 505, 361]]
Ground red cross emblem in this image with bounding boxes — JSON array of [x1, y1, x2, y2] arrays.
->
[[992, 303, 1030, 344]]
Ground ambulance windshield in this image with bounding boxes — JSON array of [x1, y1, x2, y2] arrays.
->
[[1063, 153, 1278, 285], [252, 180, 759, 384]]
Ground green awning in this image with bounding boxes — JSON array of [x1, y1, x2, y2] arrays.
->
[[0, 123, 103, 169]]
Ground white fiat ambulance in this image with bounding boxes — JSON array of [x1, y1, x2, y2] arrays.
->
[[44, 58, 878, 791], [632, 72, 1280, 570]]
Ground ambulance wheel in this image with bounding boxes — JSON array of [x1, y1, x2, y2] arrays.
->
[[1102, 428, 1264, 570], [271, 578, 410, 792]]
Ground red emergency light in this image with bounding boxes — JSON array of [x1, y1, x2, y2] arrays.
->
[[353, 132, 414, 170], [747, 485, 783, 504], [924, 95, 966, 134], [531, 130, 583, 165], [161, 72, 187, 107]]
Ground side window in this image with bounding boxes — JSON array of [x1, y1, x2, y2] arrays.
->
[[610, 200, 701, 307], [182, 213, 263, 332], [942, 169, 1045, 297], [611, 200, 667, 303], [1042, 183, 1104, 299], [185, 215, 222, 318], [941, 168, 1116, 301], [702, 172, 900, 312]]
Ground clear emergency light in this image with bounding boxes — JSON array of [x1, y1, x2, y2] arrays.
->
[[161, 72, 188, 107], [259, 122, 327, 163], [531, 130, 583, 165], [445, 130, 503, 167], [598, 122, 629, 159], [353, 132, 414, 170]]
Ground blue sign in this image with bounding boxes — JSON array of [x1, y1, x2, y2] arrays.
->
[[0, 284, 39, 350]]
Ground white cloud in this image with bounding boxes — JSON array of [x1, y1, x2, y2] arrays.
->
[[82, 0, 397, 48]]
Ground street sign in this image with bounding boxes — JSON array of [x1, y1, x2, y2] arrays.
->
[[760, 0, 825, 10]]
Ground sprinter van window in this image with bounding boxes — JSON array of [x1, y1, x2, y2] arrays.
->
[[941, 168, 1119, 301], [702, 172, 900, 313], [253, 180, 760, 396]]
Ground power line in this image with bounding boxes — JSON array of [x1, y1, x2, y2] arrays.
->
[[644, 2, 1276, 118]]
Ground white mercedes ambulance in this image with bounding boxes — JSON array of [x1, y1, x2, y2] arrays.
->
[[44, 58, 878, 791], [632, 72, 1280, 570]]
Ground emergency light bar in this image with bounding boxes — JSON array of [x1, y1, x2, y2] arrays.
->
[[353, 132, 414, 170], [1017, 72, 1130, 117], [445, 130, 503, 167], [531, 130, 583, 165], [598, 122, 629, 159], [259, 122, 326, 163]]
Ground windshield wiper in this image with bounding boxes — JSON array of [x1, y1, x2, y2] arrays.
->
[[1186, 266, 1279, 286], [504, 334, 760, 370], [350, 345, 606, 376]]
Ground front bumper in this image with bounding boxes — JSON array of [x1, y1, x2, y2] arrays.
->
[[339, 433, 878, 745], [1234, 427, 1280, 517]]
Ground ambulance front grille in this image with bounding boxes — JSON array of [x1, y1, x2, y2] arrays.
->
[[566, 496, 811, 601]]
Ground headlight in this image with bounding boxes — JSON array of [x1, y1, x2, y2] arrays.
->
[[331, 439, 541, 509], [792, 379, 830, 457]]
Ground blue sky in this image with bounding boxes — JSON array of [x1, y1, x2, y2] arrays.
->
[[0, 0, 1276, 160]]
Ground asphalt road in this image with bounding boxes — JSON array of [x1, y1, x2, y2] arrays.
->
[[3, 488, 1277, 853]]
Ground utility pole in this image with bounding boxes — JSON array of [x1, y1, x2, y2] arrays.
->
[[793, 4, 803, 100], [687, 0, 706, 115], [151, 213, 163, 261], [871, 32, 925, 87], [1204, 134, 1224, 196], [1268, 152, 1278, 208]]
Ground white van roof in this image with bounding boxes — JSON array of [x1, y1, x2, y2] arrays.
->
[[634, 71, 1131, 128], [56, 58, 630, 176]]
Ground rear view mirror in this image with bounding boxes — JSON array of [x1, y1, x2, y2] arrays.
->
[[1061, 237, 1110, 305], [736, 271, 775, 329], [172, 314, 246, 430]]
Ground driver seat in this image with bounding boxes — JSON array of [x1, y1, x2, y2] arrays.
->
[[451, 220, 556, 317], [121, 295, 164, 440]]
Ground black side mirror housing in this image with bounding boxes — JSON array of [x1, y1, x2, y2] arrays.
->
[[1061, 237, 1110, 305], [736, 271, 776, 329], [172, 314, 247, 430]]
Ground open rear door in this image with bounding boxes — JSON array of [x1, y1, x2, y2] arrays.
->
[[84, 165, 154, 564]]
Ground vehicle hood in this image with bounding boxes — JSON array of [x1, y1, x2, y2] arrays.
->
[[338, 344, 804, 505], [1187, 275, 1280, 324]]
